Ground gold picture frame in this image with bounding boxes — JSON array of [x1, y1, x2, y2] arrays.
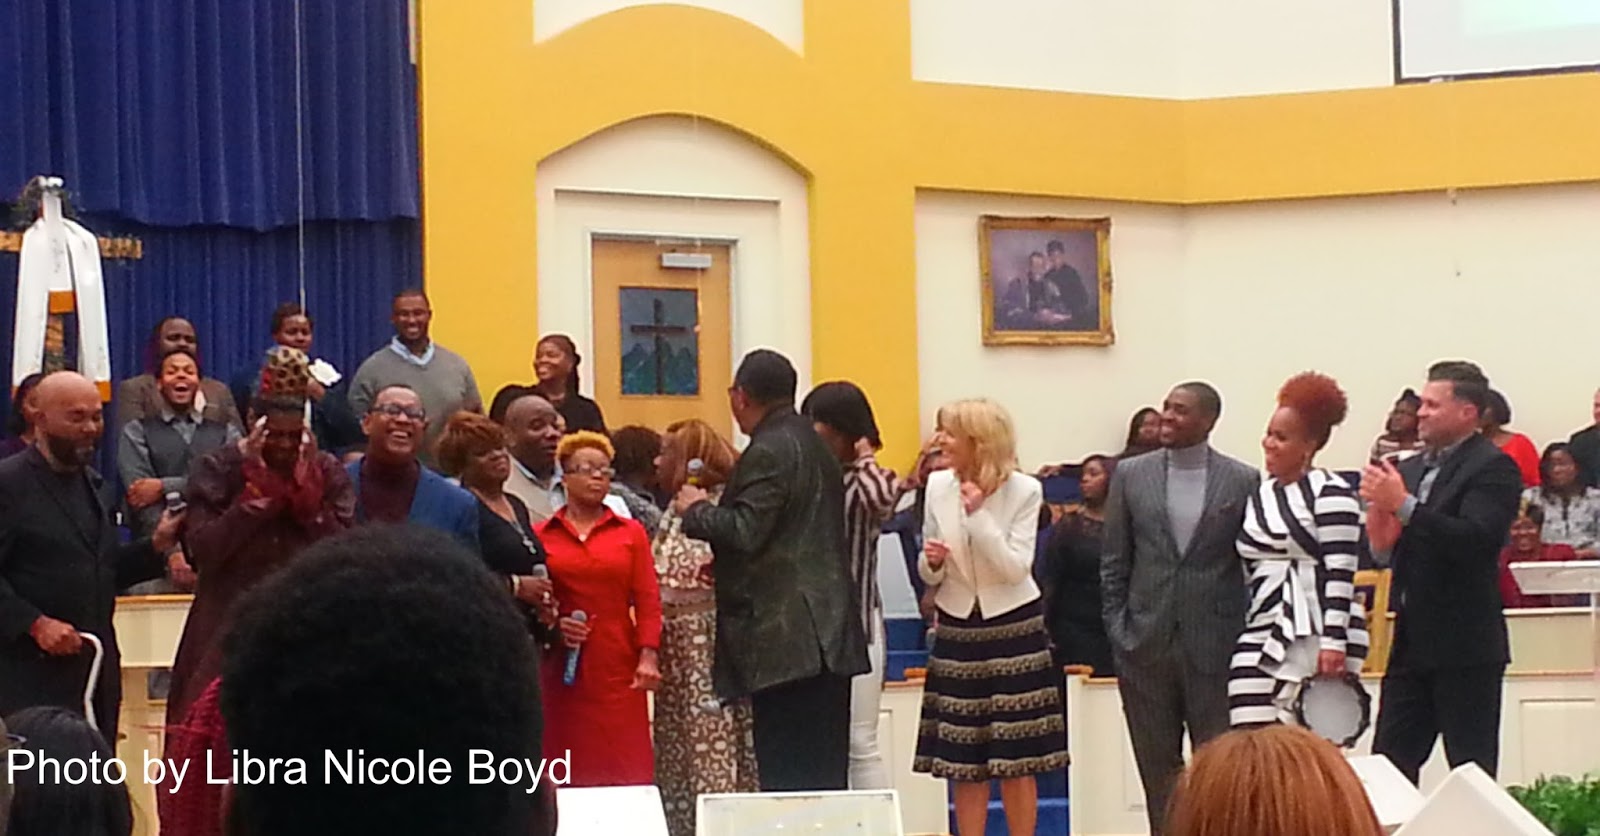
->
[[979, 215, 1113, 346]]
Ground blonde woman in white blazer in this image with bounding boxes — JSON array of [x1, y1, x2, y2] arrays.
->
[[912, 399, 1068, 836]]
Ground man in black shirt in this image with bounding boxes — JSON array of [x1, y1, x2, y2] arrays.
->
[[0, 372, 182, 744]]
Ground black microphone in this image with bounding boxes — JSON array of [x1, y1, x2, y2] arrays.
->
[[562, 609, 587, 686]]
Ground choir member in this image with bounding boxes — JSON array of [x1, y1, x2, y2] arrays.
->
[[537, 431, 661, 786], [651, 419, 758, 835]]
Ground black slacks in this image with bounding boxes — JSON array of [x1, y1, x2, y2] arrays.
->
[[1373, 663, 1505, 785], [750, 672, 852, 792]]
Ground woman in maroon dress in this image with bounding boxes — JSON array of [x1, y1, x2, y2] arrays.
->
[[536, 431, 662, 786], [165, 354, 356, 726]]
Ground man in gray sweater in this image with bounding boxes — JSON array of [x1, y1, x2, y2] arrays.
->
[[1100, 381, 1259, 835], [348, 289, 481, 466]]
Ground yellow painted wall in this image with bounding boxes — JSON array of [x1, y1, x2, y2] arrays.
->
[[417, 0, 1600, 463]]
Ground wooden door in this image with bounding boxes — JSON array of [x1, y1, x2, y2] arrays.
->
[[590, 238, 733, 436]]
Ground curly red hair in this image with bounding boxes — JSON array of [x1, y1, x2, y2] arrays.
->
[[1277, 372, 1348, 450]]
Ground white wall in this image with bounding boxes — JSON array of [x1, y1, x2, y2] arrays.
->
[[917, 184, 1600, 471], [533, 0, 805, 52], [910, 0, 1180, 98], [536, 116, 813, 402], [911, 0, 1395, 99]]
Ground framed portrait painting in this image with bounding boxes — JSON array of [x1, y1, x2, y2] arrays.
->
[[979, 216, 1112, 346]]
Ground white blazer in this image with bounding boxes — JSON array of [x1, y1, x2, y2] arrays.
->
[[918, 469, 1043, 619]]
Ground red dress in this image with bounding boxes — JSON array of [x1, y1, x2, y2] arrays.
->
[[1499, 433, 1542, 488], [537, 507, 663, 787]]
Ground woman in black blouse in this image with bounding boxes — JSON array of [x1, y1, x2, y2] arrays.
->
[[437, 412, 558, 637], [489, 334, 609, 434], [1039, 454, 1117, 677]]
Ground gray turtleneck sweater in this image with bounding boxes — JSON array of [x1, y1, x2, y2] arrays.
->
[[1167, 442, 1209, 554]]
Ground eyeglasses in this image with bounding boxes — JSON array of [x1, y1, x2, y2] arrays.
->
[[567, 465, 615, 479], [370, 403, 426, 421]]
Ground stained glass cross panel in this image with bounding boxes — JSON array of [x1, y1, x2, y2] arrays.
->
[[619, 287, 699, 396]]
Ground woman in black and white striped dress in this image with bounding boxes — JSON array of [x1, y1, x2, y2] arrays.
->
[[1230, 372, 1370, 728]]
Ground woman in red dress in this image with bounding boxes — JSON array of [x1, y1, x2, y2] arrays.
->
[[537, 431, 663, 786]]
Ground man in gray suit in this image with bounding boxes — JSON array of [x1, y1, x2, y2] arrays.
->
[[1100, 381, 1259, 834]]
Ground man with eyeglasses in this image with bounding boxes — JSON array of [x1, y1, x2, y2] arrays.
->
[[346, 385, 478, 549], [673, 349, 868, 792]]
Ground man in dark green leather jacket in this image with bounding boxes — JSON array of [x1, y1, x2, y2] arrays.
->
[[676, 349, 869, 791]]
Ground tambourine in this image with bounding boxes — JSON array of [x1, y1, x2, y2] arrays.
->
[[1293, 672, 1371, 748]]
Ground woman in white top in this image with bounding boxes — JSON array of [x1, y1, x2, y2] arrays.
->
[[912, 399, 1068, 836]]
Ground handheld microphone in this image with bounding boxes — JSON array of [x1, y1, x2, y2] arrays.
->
[[562, 610, 588, 686], [686, 458, 704, 487], [528, 564, 551, 603], [164, 492, 191, 571]]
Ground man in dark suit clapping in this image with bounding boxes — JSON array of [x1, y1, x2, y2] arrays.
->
[[674, 349, 869, 792], [0, 372, 183, 744], [1100, 381, 1259, 835], [1363, 360, 1521, 784]]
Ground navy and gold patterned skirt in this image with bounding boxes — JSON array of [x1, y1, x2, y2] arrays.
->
[[913, 599, 1069, 782]]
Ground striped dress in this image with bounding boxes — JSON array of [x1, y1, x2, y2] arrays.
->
[[843, 453, 902, 634], [1229, 469, 1370, 727]]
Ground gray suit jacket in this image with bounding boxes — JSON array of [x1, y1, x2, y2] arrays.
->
[[1100, 447, 1259, 673]]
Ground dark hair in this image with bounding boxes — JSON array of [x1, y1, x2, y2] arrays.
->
[[1175, 381, 1223, 422], [157, 345, 202, 378], [1029, 250, 1046, 261], [1484, 388, 1512, 426], [610, 425, 662, 483], [6, 372, 44, 437], [1124, 406, 1159, 450], [1539, 442, 1579, 490], [221, 526, 546, 836], [145, 316, 196, 373], [1426, 360, 1490, 414], [393, 288, 430, 306], [3, 707, 133, 836], [536, 334, 584, 397], [370, 384, 421, 414], [270, 302, 312, 335], [1395, 388, 1421, 409], [733, 349, 797, 407], [1083, 453, 1116, 481], [801, 381, 882, 448], [1046, 239, 1065, 254], [248, 394, 309, 425]]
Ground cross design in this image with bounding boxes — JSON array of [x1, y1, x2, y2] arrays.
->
[[629, 297, 690, 395]]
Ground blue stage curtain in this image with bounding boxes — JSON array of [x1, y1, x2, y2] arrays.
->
[[0, 0, 418, 228], [0, 217, 418, 414], [0, 0, 421, 474]]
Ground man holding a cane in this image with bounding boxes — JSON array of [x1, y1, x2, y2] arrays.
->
[[0, 371, 184, 745]]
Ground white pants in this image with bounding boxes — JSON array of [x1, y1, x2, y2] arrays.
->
[[849, 610, 890, 790]]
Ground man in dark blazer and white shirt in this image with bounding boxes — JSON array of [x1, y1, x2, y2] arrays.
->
[[1100, 381, 1260, 835], [1363, 361, 1521, 784], [675, 349, 869, 792], [0, 372, 183, 744]]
